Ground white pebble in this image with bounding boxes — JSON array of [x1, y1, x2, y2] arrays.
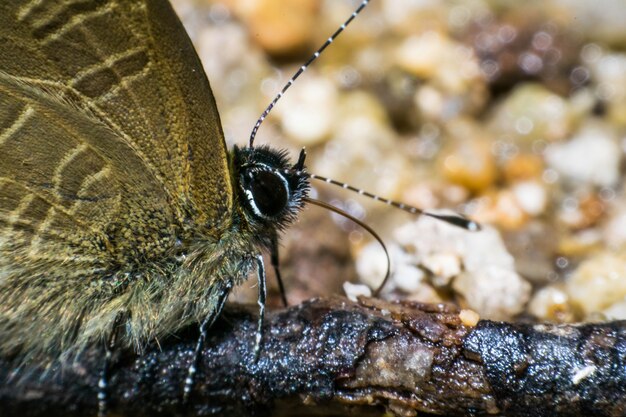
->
[[356, 242, 420, 293], [394, 215, 531, 320], [421, 252, 461, 286], [603, 209, 626, 248], [545, 122, 621, 187], [343, 282, 372, 302], [602, 298, 626, 320], [453, 266, 531, 321], [394, 262, 426, 293], [512, 180, 547, 216], [572, 365, 596, 385], [527, 285, 570, 321], [355, 242, 394, 291], [459, 309, 480, 327], [567, 251, 626, 317]]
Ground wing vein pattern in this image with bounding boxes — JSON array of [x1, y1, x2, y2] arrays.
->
[[0, 0, 233, 359]]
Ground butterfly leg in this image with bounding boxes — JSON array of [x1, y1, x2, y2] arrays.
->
[[98, 312, 125, 417], [270, 233, 288, 308], [253, 254, 267, 361], [183, 281, 232, 404]]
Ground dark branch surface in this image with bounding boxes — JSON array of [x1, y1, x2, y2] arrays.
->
[[0, 297, 625, 417]]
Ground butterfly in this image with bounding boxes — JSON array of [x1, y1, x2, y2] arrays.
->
[[0, 0, 317, 404]]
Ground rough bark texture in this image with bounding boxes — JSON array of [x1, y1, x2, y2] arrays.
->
[[0, 296, 625, 417]]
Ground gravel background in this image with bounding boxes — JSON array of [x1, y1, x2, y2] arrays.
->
[[171, 0, 626, 324]]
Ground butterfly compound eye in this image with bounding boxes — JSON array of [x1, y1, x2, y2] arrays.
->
[[246, 170, 289, 218]]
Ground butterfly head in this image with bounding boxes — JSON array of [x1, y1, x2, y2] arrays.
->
[[233, 146, 309, 233]]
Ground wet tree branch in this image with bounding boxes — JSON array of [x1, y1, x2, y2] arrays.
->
[[1, 296, 625, 416]]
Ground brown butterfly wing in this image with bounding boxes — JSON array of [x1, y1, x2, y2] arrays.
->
[[0, 0, 232, 265], [0, 73, 171, 270], [0, 0, 232, 229], [0, 0, 232, 356]]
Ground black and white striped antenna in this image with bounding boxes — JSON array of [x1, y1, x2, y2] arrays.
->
[[248, 0, 370, 148], [306, 173, 481, 231], [250, 0, 481, 295]]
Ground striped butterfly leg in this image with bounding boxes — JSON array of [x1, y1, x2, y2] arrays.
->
[[182, 281, 233, 404], [183, 255, 267, 402], [253, 254, 267, 361], [98, 312, 127, 417], [270, 233, 288, 308]]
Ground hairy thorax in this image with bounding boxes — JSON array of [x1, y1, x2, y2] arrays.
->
[[0, 220, 258, 365]]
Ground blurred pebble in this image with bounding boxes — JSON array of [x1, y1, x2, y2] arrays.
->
[[396, 31, 482, 95], [603, 204, 626, 249], [566, 251, 626, 318], [503, 153, 544, 183], [545, 121, 621, 187], [557, 191, 606, 230], [512, 180, 548, 216], [453, 265, 531, 321], [356, 242, 431, 297], [487, 83, 574, 144], [459, 309, 480, 327], [393, 260, 427, 294], [558, 228, 603, 257], [414, 85, 446, 121], [381, 0, 443, 31], [194, 21, 268, 101], [396, 31, 487, 120], [393, 216, 531, 320], [552, 0, 626, 46], [501, 221, 558, 284], [421, 252, 461, 286], [276, 76, 338, 145], [587, 52, 626, 126], [474, 189, 529, 230], [220, 0, 320, 56], [602, 299, 626, 320], [404, 284, 443, 304], [438, 119, 497, 193], [343, 282, 372, 302], [396, 31, 449, 80], [355, 242, 398, 294], [527, 285, 574, 322]]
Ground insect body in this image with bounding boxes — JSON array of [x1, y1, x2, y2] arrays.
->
[[0, 0, 308, 367]]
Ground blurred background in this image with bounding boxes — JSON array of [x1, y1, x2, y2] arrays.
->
[[171, 0, 626, 324]]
